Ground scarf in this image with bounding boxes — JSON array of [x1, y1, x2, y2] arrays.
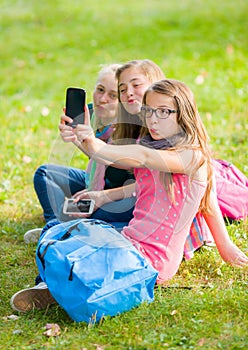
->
[[139, 133, 184, 149]]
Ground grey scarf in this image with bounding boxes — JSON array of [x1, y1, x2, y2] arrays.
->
[[139, 133, 184, 150]]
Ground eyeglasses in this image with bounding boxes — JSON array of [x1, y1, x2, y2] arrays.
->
[[140, 105, 177, 119]]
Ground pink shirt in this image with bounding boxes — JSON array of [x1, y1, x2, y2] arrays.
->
[[122, 168, 207, 283]]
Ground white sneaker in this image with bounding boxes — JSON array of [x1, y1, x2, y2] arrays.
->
[[10, 282, 56, 312], [23, 228, 42, 243]]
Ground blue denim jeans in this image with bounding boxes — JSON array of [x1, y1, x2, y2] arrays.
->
[[34, 164, 135, 224], [34, 164, 86, 223]]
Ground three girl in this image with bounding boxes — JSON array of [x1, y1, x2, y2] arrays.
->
[[11, 61, 247, 314], [70, 60, 213, 259]]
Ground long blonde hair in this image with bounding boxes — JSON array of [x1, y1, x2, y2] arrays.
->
[[112, 59, 165, 144], [142, 79, 213, 213]]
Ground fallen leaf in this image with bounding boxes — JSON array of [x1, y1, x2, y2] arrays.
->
[[43, 323, 61, 337], [216, 268, 223, 276], [8, 314, 20, 320]]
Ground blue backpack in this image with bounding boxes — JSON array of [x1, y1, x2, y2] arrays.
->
[[36, 219, 158, 323]]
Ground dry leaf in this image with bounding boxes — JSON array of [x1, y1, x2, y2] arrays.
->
[[43, 323, 61, 337], [7, 314, 20, 320]]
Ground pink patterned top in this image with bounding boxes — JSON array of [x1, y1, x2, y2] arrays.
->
[[122, 167, 207, 284]]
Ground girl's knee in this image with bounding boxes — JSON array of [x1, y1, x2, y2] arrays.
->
[[33, 164, 49, 185]]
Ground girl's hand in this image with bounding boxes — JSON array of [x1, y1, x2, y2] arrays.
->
[[59, 114, 77, 143], [73, 189, 106, 209], [74, 106, 94, 143], [69, 190, 106, 217], [217, 241, 248, 268], [75, 123, 95, 144]]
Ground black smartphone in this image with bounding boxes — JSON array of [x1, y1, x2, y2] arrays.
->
[[63, 198, 95, 215], [65, 87, 86, 127]]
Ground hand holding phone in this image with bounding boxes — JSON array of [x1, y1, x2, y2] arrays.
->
[[65, 87, 86, 127], [63, 198, 95, 215]]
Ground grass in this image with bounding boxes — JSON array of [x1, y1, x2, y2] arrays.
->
[[0, 0, 247, 348]]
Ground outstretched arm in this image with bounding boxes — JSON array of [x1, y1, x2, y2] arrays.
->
[[72, 108, 202, 176]]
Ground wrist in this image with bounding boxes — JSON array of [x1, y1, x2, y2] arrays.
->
[[83, 137, 104, 159], [215, 237, 232, 250]]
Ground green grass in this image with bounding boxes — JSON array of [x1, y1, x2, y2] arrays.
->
[[0, 0, 247, 348]]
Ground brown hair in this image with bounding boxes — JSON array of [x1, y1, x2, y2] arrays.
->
[[142, 79, 213, 213], [112, 59, 165, 144]]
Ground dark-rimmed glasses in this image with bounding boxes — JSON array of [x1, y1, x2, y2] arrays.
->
[[140, 105, 177, 119]]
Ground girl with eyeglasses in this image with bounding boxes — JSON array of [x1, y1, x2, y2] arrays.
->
[[71, 60, 212, 260], [65, 60, 247, 262], [73, 78, 248, 283]]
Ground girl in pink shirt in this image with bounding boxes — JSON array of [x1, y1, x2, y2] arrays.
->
[[70, 78, 248, 282], [123, 169, 206, 282]]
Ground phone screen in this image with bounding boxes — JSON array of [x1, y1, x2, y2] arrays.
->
[[63, 199, 94, 215], [65, 87, 86, 126]]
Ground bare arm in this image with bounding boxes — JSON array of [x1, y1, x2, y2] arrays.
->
[[73, 182, 136, 207], [68, 183, 136, 218], [61, 105, 199, 174], [75, 124, 202, 176], [60, 108, 200, 175]]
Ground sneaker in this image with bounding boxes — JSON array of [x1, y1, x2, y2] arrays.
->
[[24, 228, 42, 243], [10, 282, 56, 312]]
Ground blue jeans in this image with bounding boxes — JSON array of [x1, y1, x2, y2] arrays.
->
[[34, 164, 135, 224], [34, 164, 86, 223]]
